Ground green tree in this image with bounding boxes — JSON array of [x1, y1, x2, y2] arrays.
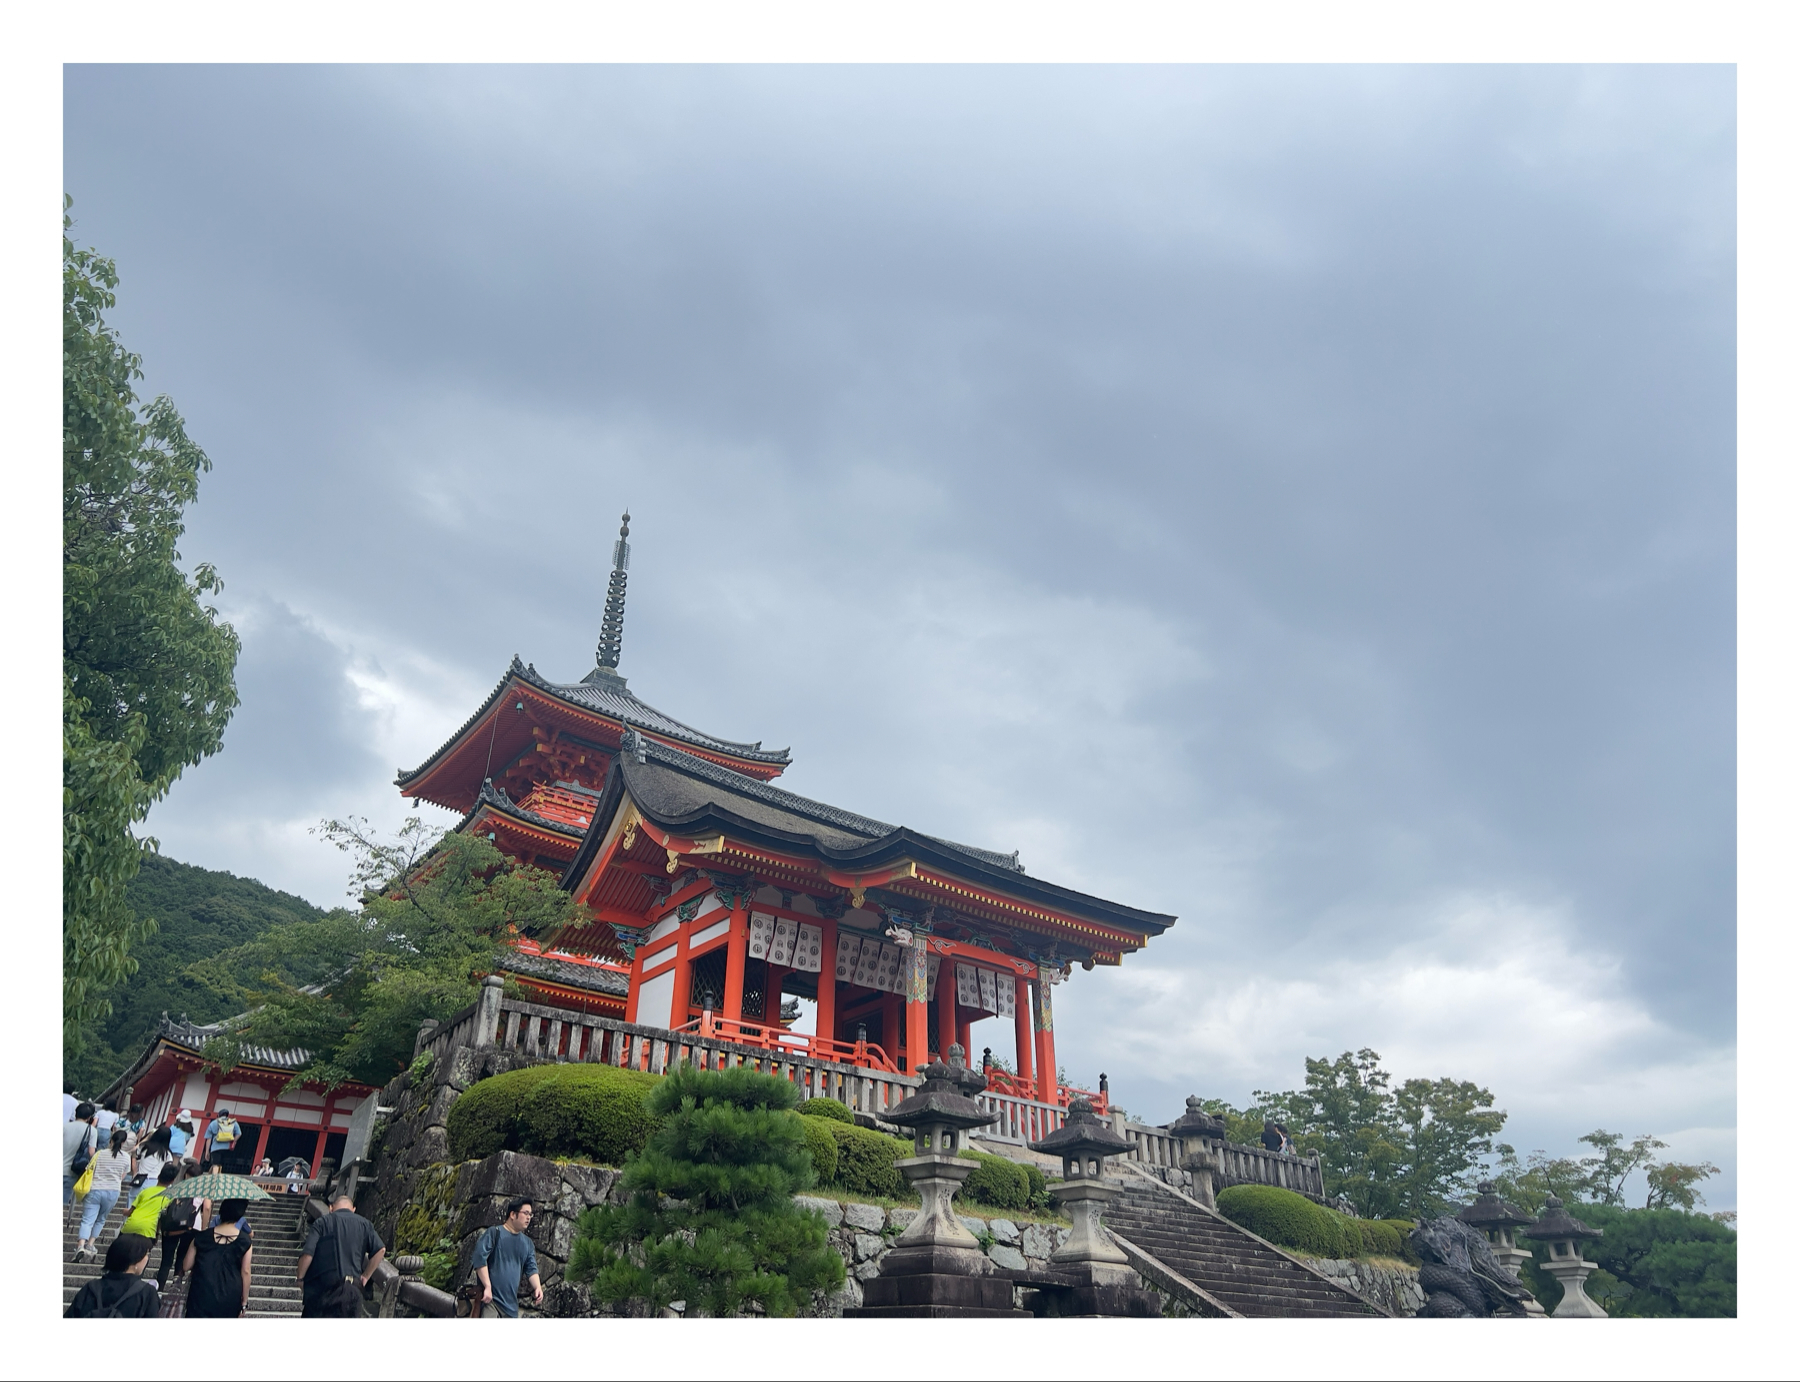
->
[[190, 818, 587, 1087], [1388, 1076, 1507, 1217], [1540, 1205, 1736, 1318], [63, 853, 327, 1094], [1645, 1159, 1721, 1212], [567, 1064, 845, 1317], [1487, 1144, 1592, 1217], [63, 200, 240, 1050], [1240, 1050, 1504, 1219]]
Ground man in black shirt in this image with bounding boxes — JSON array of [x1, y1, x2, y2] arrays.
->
[[297, 1195, 386, 1317], [66, 1233, 160, 1317]]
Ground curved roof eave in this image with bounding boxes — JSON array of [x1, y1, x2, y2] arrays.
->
[[634, 799, 1175, 938], [397, 657, 791, 791], [458, 779, 588, 842]]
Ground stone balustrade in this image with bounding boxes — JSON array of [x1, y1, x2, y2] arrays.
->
[[1117, 1117, 1327, 1199]]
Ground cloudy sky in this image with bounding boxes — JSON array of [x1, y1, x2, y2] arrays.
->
[[64, 64, 1735, 1204]]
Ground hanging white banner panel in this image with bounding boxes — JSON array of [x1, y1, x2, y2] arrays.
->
[[956, 963, 979, 1009], [770, 917, 798, 967], [747, 911, 776, 960], [926, 952, 942, 1001], [977, 966, 998, 1014], [835, 933, 864, 982], [795, 923, 824, 973], [873, 943, 902, 992], [853, 941, 882, 989], [995, 971, 1016, 1019]]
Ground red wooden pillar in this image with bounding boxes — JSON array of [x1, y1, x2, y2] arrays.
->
[[625, 937, 646, 1024], [310, 1126, 329, 1178], [671, 925, 693, 1026], [1033, 973, 1058, 1104], [198, 1080, 220, 1165], [956, 1010, 972, 1060], [936, 988, 956, 1060], [764, 966, 786, 1023], [816, 916, 838, 1048], [903, 941, 930, 1072], [250, 1084, 275, 1170], [1013, 974, 1034, 1090], [880, 993, 901, 1063], [722, 899, 749, 1022]]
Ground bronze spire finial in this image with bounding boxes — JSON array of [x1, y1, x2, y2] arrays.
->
[[595, 511, 631, 672]]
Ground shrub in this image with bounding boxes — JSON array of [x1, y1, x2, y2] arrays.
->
[[796, 1114, 839, 1185], [1371, 1219, 1419, 1263], [446, 1062, 662, 1164], [959, 1149, 1032, 1211], [567, 1064, 844, 1316], [796, 1097, 854, 1124], [828, 1124, 914, 1200], [1217, 1184, 1354, 1257]]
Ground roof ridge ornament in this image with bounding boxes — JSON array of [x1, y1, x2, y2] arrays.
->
[[587, 511, 631, 685]]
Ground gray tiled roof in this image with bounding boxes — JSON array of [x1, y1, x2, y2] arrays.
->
[[464, 779, 588, 840], [625, 733, 1025, 873], [398, 656, 789, 788], [156, 1015, 313, 1071], [498, 949, 631, 998]]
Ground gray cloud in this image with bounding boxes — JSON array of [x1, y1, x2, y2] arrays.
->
[[66, 64, 1735, 1204]]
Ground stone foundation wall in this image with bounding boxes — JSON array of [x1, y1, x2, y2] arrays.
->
[[371, 1137, 1081, 1318], [357, 1042, 546, 1257], [1299, 1256, 1425, 1316]]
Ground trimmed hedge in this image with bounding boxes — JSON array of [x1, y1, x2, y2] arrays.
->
[[958, 1149, 1049, 1212], [446, 1063, 662, 1164], [796, 1097, 855, 1124], [796, 1113, 840, 1185], [1216, 1185, 1412, 1260], [828, 1124, 914, 1200]]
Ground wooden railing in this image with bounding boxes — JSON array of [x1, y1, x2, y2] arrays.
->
[[485, 997, 922, 1118], [1118, 1118, 1327, 1198], [670, 1013, 902, 1074]]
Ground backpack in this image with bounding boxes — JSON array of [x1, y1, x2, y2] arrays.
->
[[216, 1116, 240, 1144], [70, 1124, 96, 1178], [158, 1195, 198, 1235]]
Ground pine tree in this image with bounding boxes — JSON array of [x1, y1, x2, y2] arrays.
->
[[567, 1064, 845, 1316]]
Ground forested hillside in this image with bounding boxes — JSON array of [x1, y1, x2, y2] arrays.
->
[[63, 854, 326, 1094]]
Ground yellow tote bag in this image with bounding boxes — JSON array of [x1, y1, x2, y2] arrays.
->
[[72, 1162, 95, 1198]]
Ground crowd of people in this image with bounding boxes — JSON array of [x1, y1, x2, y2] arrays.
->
[[63, 1089, 547, 1320], [61, 1089, 386, 1319]]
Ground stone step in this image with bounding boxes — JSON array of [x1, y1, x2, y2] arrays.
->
[[1104, 1183, 1380, 1319]]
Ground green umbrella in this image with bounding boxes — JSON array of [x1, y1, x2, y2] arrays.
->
[[176, 1172, 272, 1202]]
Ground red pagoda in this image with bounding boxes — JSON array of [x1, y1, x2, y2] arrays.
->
[[398, 515, 1175, 1106]]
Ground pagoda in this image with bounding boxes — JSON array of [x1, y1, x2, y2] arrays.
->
[[399, 514, 1175, 1102]]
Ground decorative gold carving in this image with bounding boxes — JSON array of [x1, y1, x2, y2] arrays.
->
[[666, 848, 681, 874], [849, 884, 866, 910], [618, 803, 641, 854], [688, 834, 725, 857]]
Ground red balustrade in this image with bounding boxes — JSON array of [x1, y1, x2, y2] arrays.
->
[[669, 1012, 901, 1074]]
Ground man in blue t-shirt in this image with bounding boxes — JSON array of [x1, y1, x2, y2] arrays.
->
[[471, 1199, 543, 1318]]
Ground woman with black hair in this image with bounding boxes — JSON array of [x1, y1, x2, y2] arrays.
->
[[74, 1127, 134, 1261], [182, 1197, 254, 1318]]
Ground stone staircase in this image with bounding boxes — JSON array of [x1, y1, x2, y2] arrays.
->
[[63, 1194, 310, 1317], [1106, 1170, 1388, 1318]]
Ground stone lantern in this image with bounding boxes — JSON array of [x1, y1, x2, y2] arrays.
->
[[1021, 1096, 1158, 1316], [1167, 1096, 1228, 1208], [1029, 1096, 1135, 1273], [848, 1044, 1024, 1318], [1458, 1181, 1545, 1316], [1522, 1196, 1607, 1318]]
